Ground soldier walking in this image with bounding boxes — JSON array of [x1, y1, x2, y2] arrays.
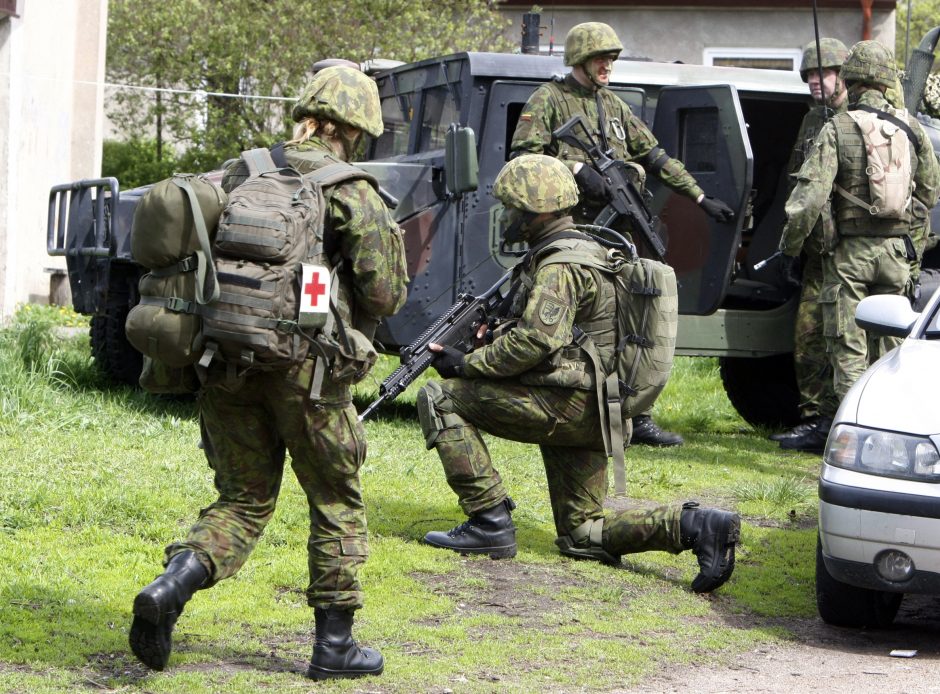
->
[[418, 154, 740, 593], [510, 21, 736, 447], [779, 41, 940, 452], [128, 67, 409, 680]]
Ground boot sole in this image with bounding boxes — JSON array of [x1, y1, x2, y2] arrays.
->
[[133, 590, 171, 625], [692, 515, 740, 593], [423, 537, 517, 559], [129, 616, 170, 671], [305, 663, 384, 680]]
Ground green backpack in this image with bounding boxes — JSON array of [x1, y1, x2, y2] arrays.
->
[[527, 232, 678, 496], [125, 147, 379, 394]]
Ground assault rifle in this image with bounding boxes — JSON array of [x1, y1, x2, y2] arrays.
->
[[358, 271, 512, 421], [553, 115, 667, 260]]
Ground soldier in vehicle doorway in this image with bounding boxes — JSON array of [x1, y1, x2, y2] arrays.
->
[[770, 38, 849, 448], [510, 21, 736, 448], [418, 153, 740, 593], [779, 41, 940, 453]]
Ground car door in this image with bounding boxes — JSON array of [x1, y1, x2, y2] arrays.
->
[[651, 85, 752, 315]]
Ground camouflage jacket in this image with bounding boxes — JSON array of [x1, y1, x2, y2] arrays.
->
[[462, 216, 612, 388], [780, 90, 940, 256], [510, 74, 704, 202], [222, 139, 408, 321]]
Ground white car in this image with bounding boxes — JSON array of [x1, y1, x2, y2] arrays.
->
[[816, 286, 940, 628]]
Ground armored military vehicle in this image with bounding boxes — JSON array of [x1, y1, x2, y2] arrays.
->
[[47, 40, 940, 428]]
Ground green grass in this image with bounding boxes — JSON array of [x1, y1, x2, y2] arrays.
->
[[0, 306, 823, 692]]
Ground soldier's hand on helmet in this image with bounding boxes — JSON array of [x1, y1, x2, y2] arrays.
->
[[429, 343, 465, 378], [699, 196, 735, 224], [573, 163, 609, 201]]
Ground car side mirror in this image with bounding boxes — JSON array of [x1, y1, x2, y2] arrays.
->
[[445, 123, 478, 196], [855, 294, 919, 338]]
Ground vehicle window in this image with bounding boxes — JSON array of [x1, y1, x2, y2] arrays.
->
[[926, 303, 940, 339], [419, 86, 459, 152], [678, 107, 719, 173], [373, 94, 414, 158], [612, 87, 648, 123]]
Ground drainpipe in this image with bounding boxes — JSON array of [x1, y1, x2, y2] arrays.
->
[[860, 0, 873, 40]]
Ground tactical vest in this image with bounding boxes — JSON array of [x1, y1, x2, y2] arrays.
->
[[832, 107, 917, 236], [545, 78, 631, 164], [514, 236, 618, 390]]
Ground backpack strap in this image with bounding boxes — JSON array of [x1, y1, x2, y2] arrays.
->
[[242, 147, 280, 176], [853, 104, 922, 153], [170, 175, 220, 304]]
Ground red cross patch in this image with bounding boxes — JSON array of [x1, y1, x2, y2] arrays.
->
[[300, 263, 330, 315]]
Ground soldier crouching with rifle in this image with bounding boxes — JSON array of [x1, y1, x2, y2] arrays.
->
[[416, 154, 740, 593], [510, 21, 736, 447]]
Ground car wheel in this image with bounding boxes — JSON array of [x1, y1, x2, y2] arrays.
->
[[718, 354, 800, 428], [815, 535, 902, 628]]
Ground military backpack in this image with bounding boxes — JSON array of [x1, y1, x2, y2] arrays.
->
[[125, 147, 379, 394]]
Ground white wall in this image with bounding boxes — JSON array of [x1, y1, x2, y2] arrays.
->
[[504, 7, 896, 67], [0, 0, 108, 317]]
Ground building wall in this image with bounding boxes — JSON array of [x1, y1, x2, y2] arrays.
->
[[0, 0, 108, 318], [500, 4, 896, 68]]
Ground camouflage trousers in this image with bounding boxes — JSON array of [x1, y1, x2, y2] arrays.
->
[[793, 252, 833, 420], [166, 357, 369, 611], [422, 378, 686, 555], [819, 236, 910, 415]]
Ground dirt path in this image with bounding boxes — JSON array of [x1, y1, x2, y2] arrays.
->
[[640, 594, 940, 693]]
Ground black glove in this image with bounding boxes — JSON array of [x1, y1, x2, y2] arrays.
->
[[699, 196, 735, 224], [431, 346, 466, 379], [574, 165, 608, 201], [780, 254, 802, 290]]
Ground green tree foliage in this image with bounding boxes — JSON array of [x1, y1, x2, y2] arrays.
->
[[107, 0, 512, 172], [101, 138, 179, 189], [895, 0, 940, 65]]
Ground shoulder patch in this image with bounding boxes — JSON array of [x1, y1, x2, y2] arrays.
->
[[538, 298, 565, 326], [519, 113, 532, 122]]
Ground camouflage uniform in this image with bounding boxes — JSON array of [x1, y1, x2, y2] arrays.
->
[[511, 75, 704, 221], [784, 38, 848, 424], [780, 43, 940, 416], [420, 156, 739, 593], [169, 138, 408, 610], [423, 213, 687, 553]]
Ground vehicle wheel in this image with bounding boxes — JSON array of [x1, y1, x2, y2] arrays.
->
[[815, 536, 902, 628], [89, 276, 142, 386], [718, 353, 800, 428]]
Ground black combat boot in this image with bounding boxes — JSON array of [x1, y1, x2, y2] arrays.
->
[[630, 414, 684, 447], [769, 416, 819, 442], [423, 498, 517, 559], [306, 607, 384, 680], [129, 550, 209, 670], [680, 502, 740, 593], [779, 416, 832, 453]]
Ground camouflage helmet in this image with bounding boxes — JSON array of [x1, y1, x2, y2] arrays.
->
[[291, 66, 383, 137], [840, 40, 897, 89], [564, 22, 623, 67], [493, 154, 579, 213], [799, 38, 848, 82]]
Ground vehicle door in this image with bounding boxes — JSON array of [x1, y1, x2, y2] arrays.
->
[[650, 85, 752, 315]]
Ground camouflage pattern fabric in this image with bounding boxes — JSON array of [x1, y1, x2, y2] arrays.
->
[[840, 40, 897, 90], [785, 102, 846, 420], [166, 139, 408, 611], [510, 74, 705, 219], [563, 22, 623, 66], [781, 89, 940, 416], [799, 38, 848, 80], [424, 215, 685, 554], [493, 154, 579, 213], [818, 236, 911, 412], [291, 66, 384, 137]]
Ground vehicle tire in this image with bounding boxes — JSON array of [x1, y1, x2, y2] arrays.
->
[[89, 273, 142, 386], [718, 353, 800, 428], [815, 536, 902, 628]]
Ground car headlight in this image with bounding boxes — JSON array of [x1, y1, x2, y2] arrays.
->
[[826, 424, 940, 482]]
